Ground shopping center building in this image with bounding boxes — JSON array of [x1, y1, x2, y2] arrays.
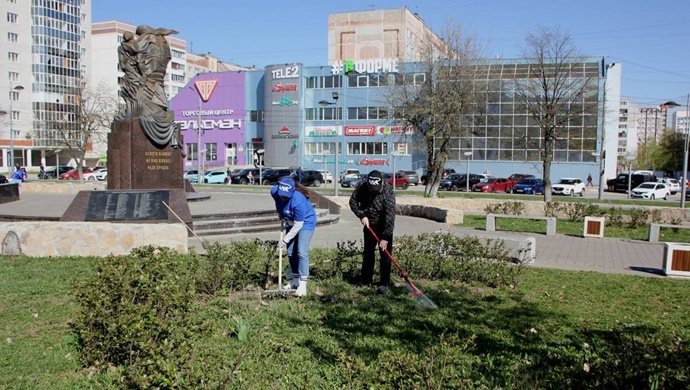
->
[[170, 56, 621, 182]]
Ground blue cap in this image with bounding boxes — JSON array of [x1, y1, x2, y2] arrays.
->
[[277, 177, 296, 198]]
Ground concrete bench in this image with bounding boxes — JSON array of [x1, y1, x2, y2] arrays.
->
[[486, 214, 557, 236], [648, 223, 690, 242]]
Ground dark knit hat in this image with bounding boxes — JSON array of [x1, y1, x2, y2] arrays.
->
[[367, 170, 383, 192]]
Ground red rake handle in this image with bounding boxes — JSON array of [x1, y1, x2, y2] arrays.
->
[[366, 225, 422, 293]]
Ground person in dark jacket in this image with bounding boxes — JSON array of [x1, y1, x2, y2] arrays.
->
[[349, 170, 396, 294]]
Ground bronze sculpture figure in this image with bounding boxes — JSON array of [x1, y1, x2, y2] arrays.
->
[[116, 25, 182, 151]]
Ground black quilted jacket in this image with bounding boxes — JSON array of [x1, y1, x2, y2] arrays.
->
[[349, 182, 396, 240]]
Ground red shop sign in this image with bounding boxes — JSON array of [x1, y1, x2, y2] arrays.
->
[[344, 126, 375, 136]]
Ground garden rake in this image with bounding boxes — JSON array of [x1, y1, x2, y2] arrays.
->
[[366, 226, 438, 309], [263, 220, 291, 296]]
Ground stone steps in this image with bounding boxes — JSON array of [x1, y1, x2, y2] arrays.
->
[[193, 208, 339, 237]]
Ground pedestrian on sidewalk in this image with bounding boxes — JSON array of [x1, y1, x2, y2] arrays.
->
[[349, 170, 396, 295], [586, 173, 593, 187], [270, 177, 317, 297]]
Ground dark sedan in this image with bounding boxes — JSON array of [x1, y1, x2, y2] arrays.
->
[[439, 173, 481, 191], [341, 174, 367, 188], [38, 165, 74, 179], [512, 178, 545, 195], [300, 170, 325, 187], [230, 168, 260, 184]]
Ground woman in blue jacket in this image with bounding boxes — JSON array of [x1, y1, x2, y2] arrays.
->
[[270, 177, 317, 297]]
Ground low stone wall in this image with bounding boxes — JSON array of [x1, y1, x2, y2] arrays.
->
[[396, 204, 463, 224], [0, 222, 187, 257]]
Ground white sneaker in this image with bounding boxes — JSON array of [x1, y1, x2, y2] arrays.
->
[[283, 277, 299, 291], [295, 280, 307, 297]]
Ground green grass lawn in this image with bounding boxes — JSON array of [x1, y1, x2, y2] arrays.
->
[[1, 253, 688, 388]]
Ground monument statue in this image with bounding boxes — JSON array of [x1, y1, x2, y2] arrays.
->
[[115, 25, 182, 151]]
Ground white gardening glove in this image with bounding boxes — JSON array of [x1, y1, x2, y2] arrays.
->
[[277, 238, 288, 251]]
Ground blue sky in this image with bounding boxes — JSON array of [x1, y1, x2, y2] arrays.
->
[[93, 0, 690, 107]]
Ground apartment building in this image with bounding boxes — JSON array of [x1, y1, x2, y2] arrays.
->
[[0, 0, 91, 169]]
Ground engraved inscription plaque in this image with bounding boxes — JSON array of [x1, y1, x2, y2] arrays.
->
[[85, 190, 169, 221]]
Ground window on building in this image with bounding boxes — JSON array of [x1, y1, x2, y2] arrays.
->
[[305, 142, 340, 155], [249, 110, 264, 122], [306, 107, 341, 121], [348, 142, 388, 155], [186, 143, 198, 162], [11, 111, 19, 121], [7, 32, 18, 43], [8, 52, 18, 62], [305, 75, 342, 89], [205, 143, 217, 161], [10, 91, 20, 101], [392, 142, 409, 155], [8, 71, 19, 82], [7, 12, 17, 23]]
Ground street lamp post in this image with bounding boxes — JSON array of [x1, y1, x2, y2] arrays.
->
[[196, 92, 203, 184], [680, 94, 690, 208], [626, 156, 636, 199], [7, 83, 25, 173], [464, 151, 472, 192], [319, 91, 340, 196]]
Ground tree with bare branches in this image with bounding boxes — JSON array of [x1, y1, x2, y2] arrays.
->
[[54, 82, 118, 183], [516, 26, 598, 202], [386, 20, 486, 197]]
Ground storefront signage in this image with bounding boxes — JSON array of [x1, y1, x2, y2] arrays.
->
[[272, 83, 298, 92], [345, 126, 375, 136], [176, 119, 242, 130], [331, 58, 399, 75], [251, 137, 263, 142], [306, 126, 338, 137], [181, 109, 235, 117], [271, 126, 299, 140], [356, 157, 389, 166], [194, 79, 218, 102], [271, 65, 299, 79], [378, 125, 414, 135], [271, 98, 298, 106]]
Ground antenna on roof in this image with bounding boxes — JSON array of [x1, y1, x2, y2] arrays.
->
[[369, 3, 375, 10]]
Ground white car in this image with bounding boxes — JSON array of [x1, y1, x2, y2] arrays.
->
[[83, 168, 106, 181], [630, 182, 670, 200], [657, 178, 680, 195], [552, 178, 586, 197], [476, 173, 495, 183], [317, 169, 333, 183], [95, 168, 107, 181]]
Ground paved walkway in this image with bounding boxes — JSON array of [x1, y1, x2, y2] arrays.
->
[[0, 189, 668, 277]]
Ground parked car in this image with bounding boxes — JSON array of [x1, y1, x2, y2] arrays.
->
[[399, 170, 420, 186], [190, 170, 229, 184], [83, 168, 107, 181], [657, 178, 680, 195], [507, 173, 535, 185], [341, 174, 367, 188], [472, 177, 512, 193], [383, 172, 409, 189], [421, 168, 456, 185], [95, 168, 108, 181], [476, 173, 496, 183], [60, 167, 93, 180], [300, 170, 325, 187], [317, 169, 333, 183], [607, 172, 656, 193], [512, 178, 545, 195], [260, 168, 296, 185], [340, 168, 361, 182], [38, 165, 74, 180], [630, 182, 670, 200], [552, 178, 586, 197], [231, 168, 260, 184], [439, 173, 481, 191], [183, 169, 199, 180]]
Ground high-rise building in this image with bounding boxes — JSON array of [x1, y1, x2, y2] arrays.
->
[[0, 0, 91, 169]]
